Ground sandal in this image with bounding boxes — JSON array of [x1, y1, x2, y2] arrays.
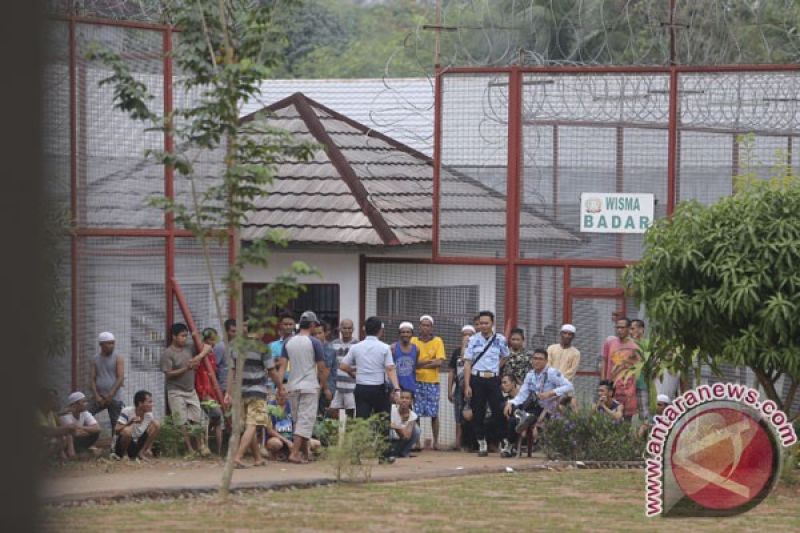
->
[[234, 462, 250, 469]]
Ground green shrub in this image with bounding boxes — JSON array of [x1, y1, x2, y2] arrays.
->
[[541, 410, 646, 462], [153, 414, 205, 458], [322, 414, 390, 483]]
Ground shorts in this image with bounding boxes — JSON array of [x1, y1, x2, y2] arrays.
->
[[415, 382, 440, 418], [204, 405, 223, 423], [330, 389, 356, 410], [89, 398, 124, 430], [289, 390, 319, 439], [242, 396, 269, 427], [74, 433, 99, 452], [114, 435, 146, 459], [167, 389, 203, 426]]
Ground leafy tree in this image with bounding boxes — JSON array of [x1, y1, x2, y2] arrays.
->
[[625, 152, 800, 420], [86, 0, 317, 496]]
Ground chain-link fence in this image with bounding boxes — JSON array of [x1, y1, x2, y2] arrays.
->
[[44, 16, 230, 429], [435, 65, 800, 401]]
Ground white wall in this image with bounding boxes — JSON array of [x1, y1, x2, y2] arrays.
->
[[243, 250, 362, 333]]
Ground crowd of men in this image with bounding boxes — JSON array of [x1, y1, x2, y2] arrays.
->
[[37, 308, 681, 464]]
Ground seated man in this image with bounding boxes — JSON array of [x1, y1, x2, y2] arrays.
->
[[594, 379, 624, 422], [265, 387, 320, 460], [390, 390, 421, 458], [113, 390, 160, 461], [637, 393, 670, 438], [59, 392, 101, 459], [37, 388, 75, 461], [503, 348, 574, 456]]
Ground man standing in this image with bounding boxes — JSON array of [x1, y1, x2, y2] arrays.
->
[[630, 319, 650, 422], [270, 311, 296, 366], [226, 332, 283, 468], [160, 322, 212, 457], [503, 349, 574, 447], [448, 324, 475, 451], [463, 310, 509, 457], [412, 315, 446, 450], [390, 390, 421, 458], [278, 311, 331, 464], [547, 324, 581, 381], [113, 390, 160, 461], [391, 322, 418, 395], [315, 322, 338, 416], [89, 331, 125, 438], [339, 316, 401, 419], [60, 392, 101, 459], [501, 328, 532, 384], [601, 317, 640, 421], [329, 318, 358, 417], [214, 319, 237, 394]]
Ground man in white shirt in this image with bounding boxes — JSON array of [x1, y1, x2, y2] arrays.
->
[[113, 389, 160, 461], [60, 391, 101, 459], [339, 316, 401, 419], [390, 390, 421, 458]]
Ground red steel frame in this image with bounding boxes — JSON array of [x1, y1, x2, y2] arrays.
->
[[432, 63, 800, 344], [65, 15, 233, 389]]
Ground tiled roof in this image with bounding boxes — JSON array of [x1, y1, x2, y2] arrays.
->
[[241, 92, 581, 247], [242, 78, 434, 157]]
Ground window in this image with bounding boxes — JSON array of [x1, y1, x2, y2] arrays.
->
[[377, 285, 479, 349], [243, 283, 340, 330]]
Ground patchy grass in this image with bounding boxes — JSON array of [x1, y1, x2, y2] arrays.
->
[[42, 469, 800, 532]]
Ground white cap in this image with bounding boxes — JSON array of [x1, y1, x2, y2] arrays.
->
[[461, 325, 476, 334], [560, 324, 576, 334], [419, 315, 434, 325], [299, 310, 319, 325], [398, 321, 414, 331], [656, 394, 671, 404], [67, 391, 86, 405], [98, 331, 115, 343]]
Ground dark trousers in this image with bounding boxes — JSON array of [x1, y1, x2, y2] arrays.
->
[[354, 384, 390, 419], [469, 375, 504, 441]]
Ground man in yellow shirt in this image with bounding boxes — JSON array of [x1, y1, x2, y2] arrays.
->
[[412, 314, 446, 450], [547, 324, 581, 381]]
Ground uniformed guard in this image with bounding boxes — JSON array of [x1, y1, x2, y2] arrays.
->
[[463, 310, 509, 457], [504, 348, 574, 419]]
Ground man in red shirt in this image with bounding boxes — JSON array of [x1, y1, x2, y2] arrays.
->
[[600, 317, 640, 421]]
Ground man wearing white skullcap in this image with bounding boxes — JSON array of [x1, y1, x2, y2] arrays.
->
[[412, 315, 446, 450], [89, 331, 126, 445], [60, 391, 101, 459], [547, 324, 581, 381], [391, 322, 418, 396]]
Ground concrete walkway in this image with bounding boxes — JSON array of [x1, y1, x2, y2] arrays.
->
[[42, 451, 549, 504]]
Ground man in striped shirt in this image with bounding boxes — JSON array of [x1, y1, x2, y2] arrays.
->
[[225, 336, 283, 469]]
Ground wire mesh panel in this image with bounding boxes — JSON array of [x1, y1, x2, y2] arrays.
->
[[570, 297, 624, 407], [173, 237, 230, 341], [678, 72, 800, 205], [75, 23, 166, 228], [76, 237, 167, 423], [438, 73, 509, 257], [520, 73, 670, 261], [517, 266, 563, 349], [365, 261, 505, 448], [43, 19, 71, 211]]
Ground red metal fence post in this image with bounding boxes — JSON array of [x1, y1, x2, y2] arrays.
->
[[432, 68, 443, 261], [505, 68, 523, 332], [163, 27, 175, 335], [69, 15, 79, 390]]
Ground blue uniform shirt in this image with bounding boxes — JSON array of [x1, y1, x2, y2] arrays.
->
[[464, 332, 509, 373], [511, 366, 574, 409]]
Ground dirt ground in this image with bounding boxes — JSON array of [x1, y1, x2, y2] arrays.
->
[[41, 450, 553, 503]]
